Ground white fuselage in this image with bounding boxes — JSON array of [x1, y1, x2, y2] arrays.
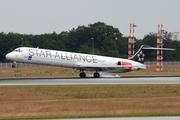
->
[[5, 47, 146, 73]]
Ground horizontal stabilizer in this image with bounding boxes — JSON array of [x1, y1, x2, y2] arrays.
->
[[142, 45, 175, 50]]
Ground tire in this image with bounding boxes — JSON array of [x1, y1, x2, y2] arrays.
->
[[79, 72, 86, 78], [93, 73, 100, 78]]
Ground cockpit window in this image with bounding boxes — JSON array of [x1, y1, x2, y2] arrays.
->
[[14, 49, 22, 52]]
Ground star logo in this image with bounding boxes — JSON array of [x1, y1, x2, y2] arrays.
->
[[137, 51, 145, 62]]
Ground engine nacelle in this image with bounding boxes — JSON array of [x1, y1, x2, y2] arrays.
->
[[12, 62, 17, 68]]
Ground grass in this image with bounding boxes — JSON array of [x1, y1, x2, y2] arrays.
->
[[0, 85, 180, 119]]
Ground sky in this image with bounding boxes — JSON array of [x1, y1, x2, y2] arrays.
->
[[0, 0, 180, 39]]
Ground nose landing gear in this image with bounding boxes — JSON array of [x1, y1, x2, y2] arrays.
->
[[12, 61, 17, 68]]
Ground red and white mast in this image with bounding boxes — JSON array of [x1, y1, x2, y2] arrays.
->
[[156, 24, 164, 71], [128, 23, 136, 59]]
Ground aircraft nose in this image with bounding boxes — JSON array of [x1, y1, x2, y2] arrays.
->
[[6, 53, 14, 60], [5, 53, 10, 60]]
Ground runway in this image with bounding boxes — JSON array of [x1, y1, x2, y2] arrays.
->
[[0, 76, 180, 86]]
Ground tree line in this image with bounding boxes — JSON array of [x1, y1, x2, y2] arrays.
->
[[0, 22, 180, 62]]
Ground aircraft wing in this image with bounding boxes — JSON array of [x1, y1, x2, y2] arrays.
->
[[77, 64, 131, 72]]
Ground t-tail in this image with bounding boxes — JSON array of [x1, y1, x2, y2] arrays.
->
[[129, 45, 175, 64]]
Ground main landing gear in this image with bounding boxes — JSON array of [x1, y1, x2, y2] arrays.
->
[[93, 72, 100, 78], [79, 70, 100, 78], [79, 71, 86, 78]]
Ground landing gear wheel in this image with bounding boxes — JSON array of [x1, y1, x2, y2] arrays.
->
[[12, 61, 17, 68], [79, 72, 86, 78], [12, 64, 16, 68], [93, 72, 100, 78]]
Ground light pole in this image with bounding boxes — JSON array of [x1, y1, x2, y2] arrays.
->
[[21, 38, 24, 47], [92, 38, 94, 54]]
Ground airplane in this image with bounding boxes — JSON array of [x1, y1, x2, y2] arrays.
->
[[5, 45, 174, 78]]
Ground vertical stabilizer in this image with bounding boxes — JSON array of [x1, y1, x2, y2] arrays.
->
[[129, 45, 175, 64]]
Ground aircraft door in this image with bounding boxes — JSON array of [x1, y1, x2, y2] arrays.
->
[[15, 48, 24, 61]]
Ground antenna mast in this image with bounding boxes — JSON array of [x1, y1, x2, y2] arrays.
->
[[128, 23, 136, 58], [156, 24, 164, 71]]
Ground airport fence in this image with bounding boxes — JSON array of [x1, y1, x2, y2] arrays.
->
[[145, 61, 180, 66], [0, 61, 180, 68]]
